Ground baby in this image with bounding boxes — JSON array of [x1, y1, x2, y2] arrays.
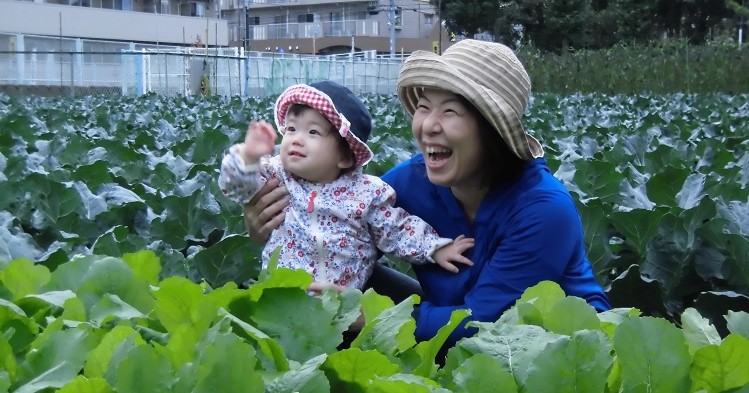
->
[[218, 80, 473, 289]]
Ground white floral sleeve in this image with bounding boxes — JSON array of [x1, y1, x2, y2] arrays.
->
[[366, 178, 452, 265], [217, 147, 280, 205]]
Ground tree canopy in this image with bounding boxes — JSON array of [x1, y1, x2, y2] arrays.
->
[[433, 0, 738, 51]]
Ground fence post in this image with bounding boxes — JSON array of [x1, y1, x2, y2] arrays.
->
[[120, 49, 127, 95], [75, 38, 83, 93], [14, 34, 26, 85], [69, 53, 74, 96], [135, 51, 144, 95]]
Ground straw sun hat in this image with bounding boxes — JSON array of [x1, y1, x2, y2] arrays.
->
[[397, 39, 544, 160]]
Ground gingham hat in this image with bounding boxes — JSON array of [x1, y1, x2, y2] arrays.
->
[[397, 39, 544, 160], [274, 81, 373, 169]]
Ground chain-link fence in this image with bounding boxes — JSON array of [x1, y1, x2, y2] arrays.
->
[[0, 33, 404, 98]]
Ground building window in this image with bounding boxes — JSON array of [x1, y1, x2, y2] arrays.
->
[[329, 11, 342, 22], [274, 15, 286, 23], [248, 16, 260, 25], [297, 13, 314, 23], [355, 11, 367, 20], [424, 14, 433, 25], [190, 2, 205, 17]]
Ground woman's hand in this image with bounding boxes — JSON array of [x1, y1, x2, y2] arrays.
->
[[308, 282, 365, 332], [242, 177, 289, 244]]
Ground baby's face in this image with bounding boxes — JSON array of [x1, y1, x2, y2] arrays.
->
[[280, 108, 351, 183]]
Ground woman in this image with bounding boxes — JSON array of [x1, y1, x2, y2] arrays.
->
[[243, 39, 610, 348]]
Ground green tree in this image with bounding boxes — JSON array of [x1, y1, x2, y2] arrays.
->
[[726, 0, 749, 17], [611, 0, 658, 41], [436, 0, 733, 50]]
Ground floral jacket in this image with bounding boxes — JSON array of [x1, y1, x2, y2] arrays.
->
[[218, 149, 451, 289]]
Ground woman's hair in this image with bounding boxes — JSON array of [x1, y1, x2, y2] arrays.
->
[[459, 96, 528, 188], [287, 104, 356, 174]]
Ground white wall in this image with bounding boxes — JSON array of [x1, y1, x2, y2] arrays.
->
[[0, 0, 229, 46]]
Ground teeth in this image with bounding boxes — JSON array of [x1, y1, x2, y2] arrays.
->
[[426, 146, 452, 155]]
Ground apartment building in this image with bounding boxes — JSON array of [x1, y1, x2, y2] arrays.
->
[[224, 0, 445, 55], [0, 0, 447, 55]]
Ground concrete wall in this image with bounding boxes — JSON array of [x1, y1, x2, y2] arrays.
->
[[0, 0, 229, 46]]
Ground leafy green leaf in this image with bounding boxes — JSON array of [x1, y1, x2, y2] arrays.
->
[[0, 334, 18, 385], [57, 376, 114, 393], [726, 311, 749, 339], [690, 334, 749, 393], [14, 327, 99, 393], [610, 207, 668, 256], [191, 333, 264, 393], [0, 258, 50, 301], [408, 309, 470, 379], [152, 276, 209, 334], [613, 316, 691, 393], [264, 354, 330, 393], [221, 312, 290, 372], [252, 287, 342, 362], [681, 308, 722, 355], [121, 250, 161, 286], [544, 296, 601, 335], [449, 353, 517, 393], [369, 373, 448, 393], [352, 291, 417, 358], [192, 234, 262, 288], [83, 325, 145, 379], [320, 348, 399, 392], [524, 330, 613, 393], [112, 344, 172, 393], [455, 323, 561, 384]]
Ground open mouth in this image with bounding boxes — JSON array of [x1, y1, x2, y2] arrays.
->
[[426, 146, 452, 163]]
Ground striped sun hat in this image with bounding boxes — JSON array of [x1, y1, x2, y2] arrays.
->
[[275, 81, 373, 169], [397, 39, 544, 160]]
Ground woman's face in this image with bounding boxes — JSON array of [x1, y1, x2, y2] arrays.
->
[[411, 89, 484, 189]]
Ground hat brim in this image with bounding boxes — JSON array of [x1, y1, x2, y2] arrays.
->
[[275, 84, 373, 168], [397, 51, 543, 160]]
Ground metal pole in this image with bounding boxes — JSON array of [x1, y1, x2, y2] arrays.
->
[[389, 0, 396, 57], [244, 4, 250, 96], [437, 0, 442, 54], [59, 12, 63, 87], [245, 5, 250, 51]]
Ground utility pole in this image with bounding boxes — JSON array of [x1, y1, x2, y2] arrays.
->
[[244, 0, 250, 96], [437, 0, 442, 54], [244, 3, 250, 51], [389, 0, 396, 57]]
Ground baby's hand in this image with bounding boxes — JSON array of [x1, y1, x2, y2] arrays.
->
[[237, 121, 277, 164], [433, 235, 474, 273]]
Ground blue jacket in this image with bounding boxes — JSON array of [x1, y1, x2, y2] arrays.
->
[[381, 154, 610, 346]]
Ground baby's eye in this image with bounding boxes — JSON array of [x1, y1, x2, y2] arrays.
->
[[309, 129, 320, 135], [285, 126, 296, 133]]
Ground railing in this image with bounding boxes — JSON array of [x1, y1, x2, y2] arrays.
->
[[0, 48, 404, 97], [231, 20, 380, 41]]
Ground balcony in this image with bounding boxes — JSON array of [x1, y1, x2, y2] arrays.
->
[[248, 0, 371, 9], [241, 20, 379, 40]]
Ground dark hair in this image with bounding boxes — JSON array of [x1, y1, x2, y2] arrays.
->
[[286, 104, 356, 174], [459, 97, 528, 188]]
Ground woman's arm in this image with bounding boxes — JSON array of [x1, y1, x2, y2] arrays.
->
[[414, 194, 609, 346]]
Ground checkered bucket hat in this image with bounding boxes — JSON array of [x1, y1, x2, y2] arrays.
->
[[397, 39, 544, 160], [274, 81, 374, 169]]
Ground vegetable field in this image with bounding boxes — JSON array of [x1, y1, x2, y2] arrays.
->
[[0, 92, 747, 392]]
